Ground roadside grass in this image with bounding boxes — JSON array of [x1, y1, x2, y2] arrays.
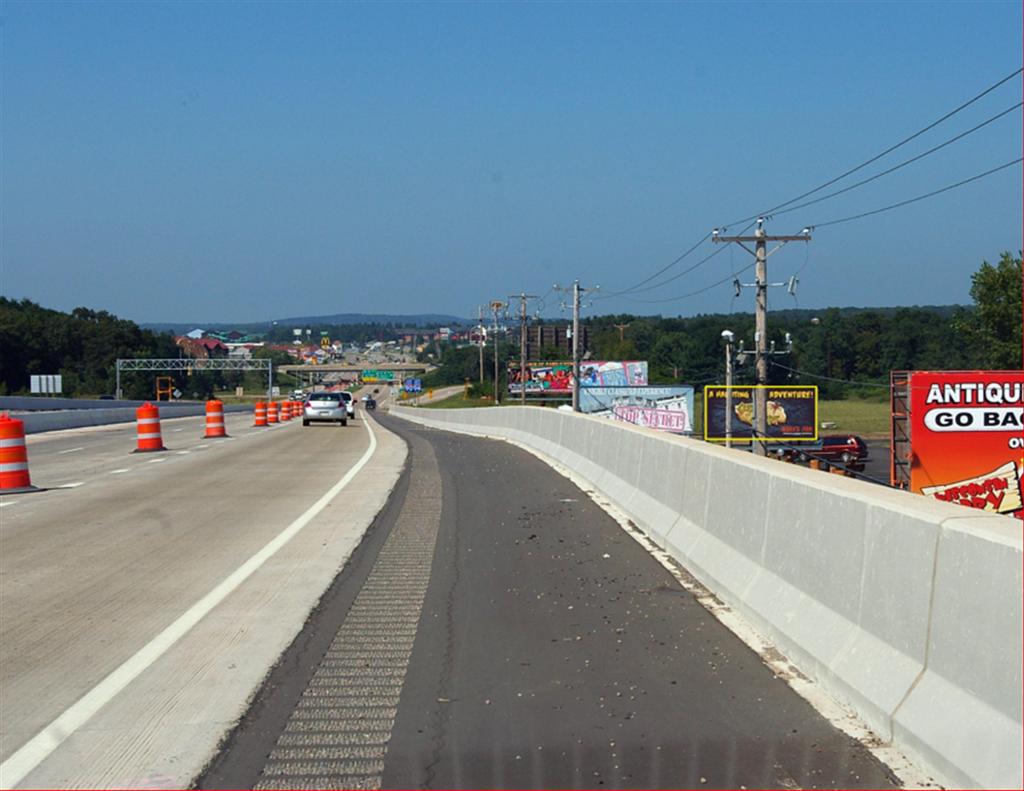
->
[[818, 398, 890, 437], [418, 393, 500, 409]]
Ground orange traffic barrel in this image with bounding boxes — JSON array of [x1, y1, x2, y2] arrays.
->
[[134, 402, 166, 452], [204, 399, 228, 438], [0, 413, 38, 494], [253, 401, 267, 427], [267, 402, 279, 424], [279, 401, 292, 421]]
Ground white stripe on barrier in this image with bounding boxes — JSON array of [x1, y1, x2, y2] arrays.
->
[[136, 434, 163, 441], [137, 418, 161, 425], [0, 462, 29, 473], [0, 438, 26, 448]]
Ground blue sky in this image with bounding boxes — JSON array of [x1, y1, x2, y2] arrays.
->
[[2, 1, 1021, 324]]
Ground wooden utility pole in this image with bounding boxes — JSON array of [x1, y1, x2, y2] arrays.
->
[[613, 322, 630, 342], [509, 293, 539, 406], [553, 280, 596, 412], [489, 300, 506, 403], [713, 220, 810, 455]]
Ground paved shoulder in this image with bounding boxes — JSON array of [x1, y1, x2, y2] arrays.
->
[[203, 414, 898, 789]]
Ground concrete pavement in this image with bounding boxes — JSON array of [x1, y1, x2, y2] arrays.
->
[[0, 410, 407, 788], [201, 414, 901, 789]]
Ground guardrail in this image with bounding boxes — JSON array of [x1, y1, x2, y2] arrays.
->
[[391, 404, 1022, 790]]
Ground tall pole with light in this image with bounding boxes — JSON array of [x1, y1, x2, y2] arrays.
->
[[722, 330, 735, 449]]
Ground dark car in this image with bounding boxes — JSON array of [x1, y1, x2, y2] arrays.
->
[[365, 397, 377, 411], [799, 435, 869, 465]]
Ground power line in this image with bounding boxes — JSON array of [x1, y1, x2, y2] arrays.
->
[[809, 156, 1022, 229], [595, 220, 759, 302], [765, 101, 1023, 219], [770, 361, 889, 387], [598, 232, 711, 297], [613, 260, 758, 304], [725, 66, 1023, 227]]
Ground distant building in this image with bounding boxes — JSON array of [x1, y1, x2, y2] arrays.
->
[[175, 336, 229, 359]]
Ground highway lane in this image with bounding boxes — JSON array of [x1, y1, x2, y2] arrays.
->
[[0, 408, 407, 789], [202, 413, 901, 789]]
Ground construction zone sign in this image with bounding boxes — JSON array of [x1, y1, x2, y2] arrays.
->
[[910, 371, 1024, 520]]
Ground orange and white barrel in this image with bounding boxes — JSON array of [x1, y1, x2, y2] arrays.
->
[[204, 399, 228, 438], [134, 402, 166, 452], [267, 402, 279, 424], [253, 401, 267, 427], [0, 413, 37, 493], [279, 401, 292, 421]]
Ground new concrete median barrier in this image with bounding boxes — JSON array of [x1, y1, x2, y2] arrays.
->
[[391, 404, 1022, 789], [4, 401, 254, 434]]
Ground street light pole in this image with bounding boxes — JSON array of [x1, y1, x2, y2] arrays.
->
[[722, 330, 734, 449]]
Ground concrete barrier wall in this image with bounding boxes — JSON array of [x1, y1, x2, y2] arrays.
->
[[391, 405, 1022, 789], [14, 403, 253, 434]]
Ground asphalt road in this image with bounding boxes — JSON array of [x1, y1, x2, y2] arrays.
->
[[201, 413, 900, 789], [0, 407, 405, 789]]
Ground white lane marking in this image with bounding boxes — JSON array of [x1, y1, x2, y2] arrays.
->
[[57, 447, 85, 455], [146, 459, 166, 464], [176, 451, 191, 456], [0, 416, 378, 789], [57, 482, 85, 489], [195, 445, 209, 450], [0, 501, 16, 508], [109, 469, 130, 475], [171, 429, 183, 433]]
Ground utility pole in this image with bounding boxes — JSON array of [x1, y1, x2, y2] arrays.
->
[[508, 293, 539, 407], [554, 280, 597, 412], [713, 220, 810, 455], [613, 322, 630, 343], [489, 300, 506, 403], [477, 305, 485, 384]]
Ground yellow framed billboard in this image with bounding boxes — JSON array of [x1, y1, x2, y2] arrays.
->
[[704, 385, 818, 442]]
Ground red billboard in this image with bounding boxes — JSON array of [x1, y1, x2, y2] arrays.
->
[[909, 370, 1024, 520]]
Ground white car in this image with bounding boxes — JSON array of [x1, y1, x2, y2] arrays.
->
[[339, 391, 356, 418]]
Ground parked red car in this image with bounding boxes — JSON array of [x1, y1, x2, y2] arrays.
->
[[800, 435, 869, 465]]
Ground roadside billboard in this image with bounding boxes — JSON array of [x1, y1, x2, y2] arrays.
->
[[909, 370, 1023, 520], [508, 361, 648, 395], [704, 385, 818, 442], [361, 370, 396, 383], [580, 386, 695, 434]]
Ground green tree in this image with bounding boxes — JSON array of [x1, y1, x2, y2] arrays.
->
[[954, 252, 1023, 369]]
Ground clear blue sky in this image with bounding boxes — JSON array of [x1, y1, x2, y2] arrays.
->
[[2, 1, 1021, 324]]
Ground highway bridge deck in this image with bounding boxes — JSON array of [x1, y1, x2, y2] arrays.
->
[[1, 402, 908, 789], [200, 414, 900, 789]]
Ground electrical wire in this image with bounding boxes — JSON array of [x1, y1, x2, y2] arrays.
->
[[770, 361, 889, 387], [597, 232, 712, 298], [614, 260, 758, 304], [724, 66, 1024, 227], [808, 156, 1022, 229], [556, 67, 1022, 306], [766, 102, 1022, 220]]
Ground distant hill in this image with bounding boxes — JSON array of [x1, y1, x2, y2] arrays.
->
[[142, 313, 473, 333]]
